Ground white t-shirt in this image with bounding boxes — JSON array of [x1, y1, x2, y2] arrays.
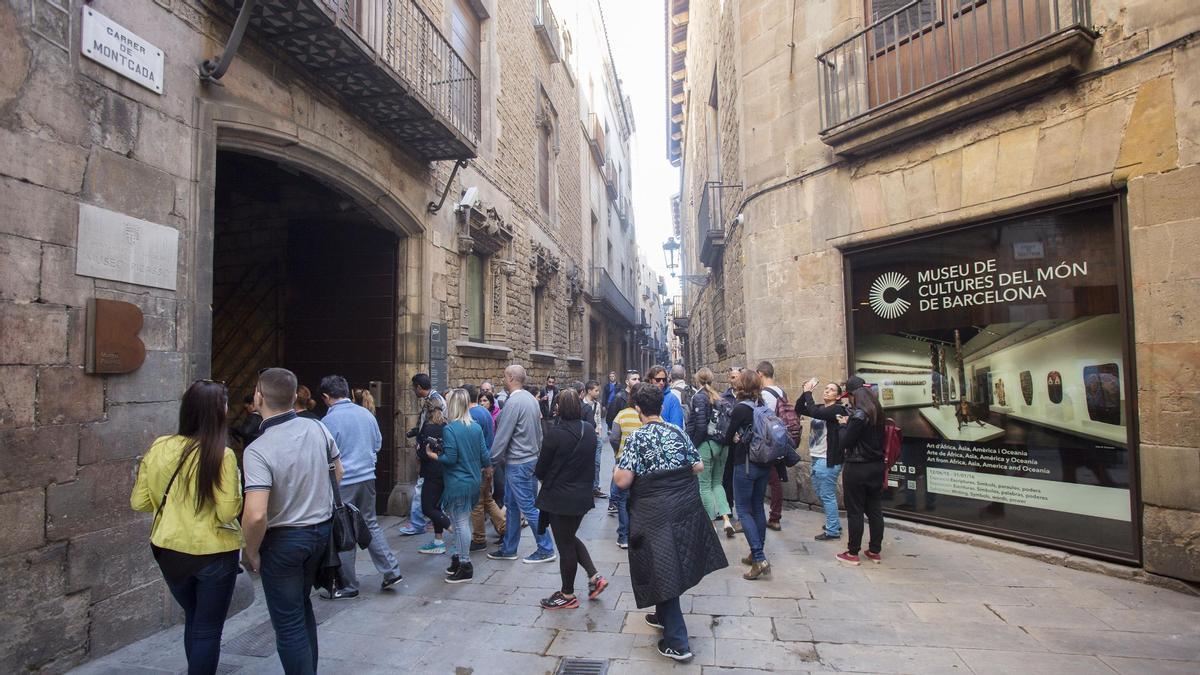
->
[[761, 385, 784, 411]]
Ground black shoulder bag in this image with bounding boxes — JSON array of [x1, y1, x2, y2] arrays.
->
[[318, 422, 372, 552]]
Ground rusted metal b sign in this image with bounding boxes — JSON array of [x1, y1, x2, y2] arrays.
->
[[85, 298, 147, 374]]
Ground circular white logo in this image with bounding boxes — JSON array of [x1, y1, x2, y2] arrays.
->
[[869, 272, 911, 319]]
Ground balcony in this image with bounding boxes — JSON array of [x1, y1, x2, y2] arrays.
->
[[698, 181, 739, 268], [216, 0, 479, 161], [817, 0, 1094, 156], [587, 267, 637, 327], [534, 0, 562, 63], [670, 297, 689, 336], [587, 113, 606, 167], [604, 159, 619, 200]]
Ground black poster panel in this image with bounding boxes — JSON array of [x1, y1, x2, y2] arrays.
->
[[845, 202, 1135, 560]]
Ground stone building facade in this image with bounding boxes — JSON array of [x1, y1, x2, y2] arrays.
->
[[0, 0, 648, 669], [670, 0, 1200, 582]]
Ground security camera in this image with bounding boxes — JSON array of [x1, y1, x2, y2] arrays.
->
[[458, 186, 479, 210], [732, 212, 745, 227]]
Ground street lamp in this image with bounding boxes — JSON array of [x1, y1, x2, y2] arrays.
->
[[662, 235, 709, 286], [662, 236, 680, 277]]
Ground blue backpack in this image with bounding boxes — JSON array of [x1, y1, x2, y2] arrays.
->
[[739, 400, 795, 466]]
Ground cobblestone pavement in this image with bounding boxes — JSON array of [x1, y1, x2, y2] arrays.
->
[[75, 474, 1200, 674]]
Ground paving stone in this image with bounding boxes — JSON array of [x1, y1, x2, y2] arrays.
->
[[485, 624, 557, 653], [1101, 655, 1200, 674], [907, 601, 1006, 624], [807, 619, 904, 646], [749, 597, 802, 617], [771, 617, 815, 642], [1088, 608, 1200, 634], [608, 657, 701, 674], [816, 643, 971, 674], [713, 638, 818, 670], [546, 629, 636, 659], [691, 595, 750, 617], [931, 583, 1034, 605], [956, 648, 1119, 675], [1028, 627, 1200, 661], [894, 621, 1043, 651], [316, 629, 434, 666], [989, 604, 1111, 630], [712, 615, 775, 641], [798, 599, 918, 622], [533, 606, 627, 633]]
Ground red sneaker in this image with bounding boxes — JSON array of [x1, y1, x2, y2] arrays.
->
[[587, 574, 609, 600], [864, 551, 882, 564], [836, 551, 861, 566]]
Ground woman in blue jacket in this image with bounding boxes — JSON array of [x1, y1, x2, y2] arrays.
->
[[429, 388, 491, 583]]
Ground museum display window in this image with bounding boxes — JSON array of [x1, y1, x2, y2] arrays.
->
[[844, 197, 1137, 561]]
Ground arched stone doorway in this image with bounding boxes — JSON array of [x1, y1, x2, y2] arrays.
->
[[194, 104, 427, 514]]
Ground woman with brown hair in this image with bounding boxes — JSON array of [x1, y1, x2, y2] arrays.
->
[[294, 384, 319, 419], [686, 367, 734, 536], [131, 380, 243, 675], [723, 369, 772, 580]]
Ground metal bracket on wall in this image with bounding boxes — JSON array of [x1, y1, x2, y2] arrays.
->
[[427, 159, 471, 214], [199, 0, 259, 82]]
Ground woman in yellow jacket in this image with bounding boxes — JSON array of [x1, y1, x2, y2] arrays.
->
[[131, 380, 243, 675]]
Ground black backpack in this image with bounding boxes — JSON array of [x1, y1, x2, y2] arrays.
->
[[708, 396, 736, 441]]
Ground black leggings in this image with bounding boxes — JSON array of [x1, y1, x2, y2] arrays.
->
[[842, 461, 884, 555], [547, 513, 596, 595], [422, 477, 451, 534], [722, 452, 736, 514]]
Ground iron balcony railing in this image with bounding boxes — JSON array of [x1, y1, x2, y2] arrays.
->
[[347, 0, 480, 146], [533, 0, 562, 63], [817, 0, 1091, 132], [591, 267, 637, 326]]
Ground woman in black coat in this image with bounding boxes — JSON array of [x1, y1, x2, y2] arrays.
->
[[534, 389, 608, 609]]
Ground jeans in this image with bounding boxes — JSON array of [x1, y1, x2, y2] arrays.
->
[[337, 480, 402, 592], [471, 467, 506, 544], [500, 460, 554, 556], [697, 440, 730, 519], [547, 512, 596, 594], [812, 458, 843, 536], [609, 479, 629, 544], [593, 434, 603, 492], [843, 461, 885, 555], [259, 521, 331, 675], [163, 551, 239, 675], [656, 596, 690, 652], [445, 496, 474, 564], [733, 462, 770, 563], [409, 477, 428, 530]]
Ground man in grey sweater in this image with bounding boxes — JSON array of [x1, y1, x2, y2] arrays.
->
[[488, 364, 556, 564]]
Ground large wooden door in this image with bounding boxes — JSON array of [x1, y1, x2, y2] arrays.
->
[[286, 220, 399, 513]]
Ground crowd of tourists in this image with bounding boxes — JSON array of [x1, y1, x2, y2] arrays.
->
[[130, 358, 888, 672]]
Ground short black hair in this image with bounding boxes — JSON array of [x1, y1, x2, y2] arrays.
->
[[411, 373, 432, 390], [461, 383, 479, 401], [585, 380, 600, 392], [756, 361, 775, 378], [257, 368, 298, 410], [631, 382, 663, 416], [320, 374, 350, 400]]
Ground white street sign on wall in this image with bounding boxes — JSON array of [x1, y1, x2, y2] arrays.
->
[[81, 7, 164, 94]]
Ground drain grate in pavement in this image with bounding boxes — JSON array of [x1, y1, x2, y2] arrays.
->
[[222, 598, 353, 658], [556, 658, 608, 675]]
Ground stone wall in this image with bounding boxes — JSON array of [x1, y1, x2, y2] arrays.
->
[[675, 0, 1200, 579]]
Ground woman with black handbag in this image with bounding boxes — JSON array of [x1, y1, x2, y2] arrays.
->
[[131, 379, 243, 675], [534, 388, 609, 609]]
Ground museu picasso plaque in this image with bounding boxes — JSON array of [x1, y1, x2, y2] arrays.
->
[[76, 203, 179, 291]]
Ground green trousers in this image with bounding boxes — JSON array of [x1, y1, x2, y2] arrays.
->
[[697, 439, 731, 519]]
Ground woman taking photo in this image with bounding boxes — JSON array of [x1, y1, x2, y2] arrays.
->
[[131, 379, 243, 675], [534, 389, 609, 609], [798, 378, 848, 542], [835, 376, 886, 565], [723, 369, 773, 580], [416, 398, 452, 555], [434, 388, 491, 583], [686, 367, 734, 537]]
